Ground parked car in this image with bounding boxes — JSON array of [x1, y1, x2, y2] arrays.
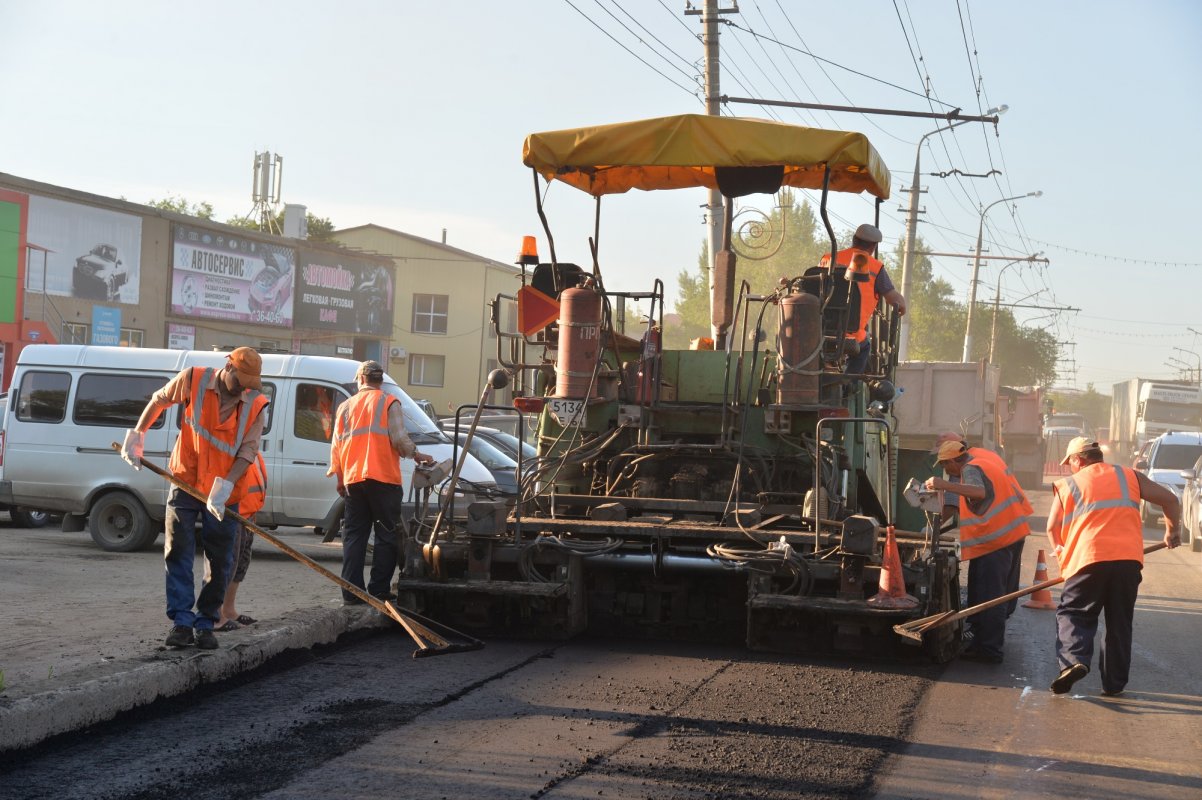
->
[[448, 431, 520, 498], [1132, 439, 1154, 473], [441, 422, 536, 465], [1137, 431, 1202, 525], [1178, 453, 1202, 553]]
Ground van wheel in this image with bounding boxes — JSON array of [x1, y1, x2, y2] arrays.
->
[[89, 492, 157, 552], [11, 508, 50, 528]]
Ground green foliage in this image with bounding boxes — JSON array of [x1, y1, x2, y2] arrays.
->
[[664, 247, 712, 349], [225, 211, 338, 242], [146, 195, 214, 220]]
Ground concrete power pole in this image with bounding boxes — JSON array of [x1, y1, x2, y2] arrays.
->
[[688, 0, 738, 343]]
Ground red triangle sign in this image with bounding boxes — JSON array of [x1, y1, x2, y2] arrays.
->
[[517, 285, 560, 337]]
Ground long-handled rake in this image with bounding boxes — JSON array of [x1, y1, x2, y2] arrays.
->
[[112, 443, 484, 658], [894, 542, 1167, 643]]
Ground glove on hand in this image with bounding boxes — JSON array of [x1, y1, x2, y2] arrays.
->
[[120, 429, 144, 470], [207, 477, 234, 521]]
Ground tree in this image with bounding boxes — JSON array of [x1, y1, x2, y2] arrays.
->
[[226, 210, 339, 242], [1047, 384, 1111, 432], [146, 195, 214, 220]]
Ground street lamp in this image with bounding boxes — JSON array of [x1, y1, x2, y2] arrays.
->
[[899, 105, 1007, 361], [987, 253, 1047, 364], [962, 190, 1042, 362], [1173, 347, 1201, 385]]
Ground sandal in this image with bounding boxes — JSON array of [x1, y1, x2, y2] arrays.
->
[[236, 615, 257, 626], [215, 620, 241, 632]]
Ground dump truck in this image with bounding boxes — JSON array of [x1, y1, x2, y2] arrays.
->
[[998, 386, 1045, 490]]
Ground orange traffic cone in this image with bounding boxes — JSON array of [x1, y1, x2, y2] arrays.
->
[[1022, 549, 1057, 610], [868, 526, 919, 609]]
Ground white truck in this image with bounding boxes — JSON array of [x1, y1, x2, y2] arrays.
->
[[1110, 378, 1202, 463]]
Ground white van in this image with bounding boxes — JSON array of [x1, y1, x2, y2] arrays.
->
[[0, 345, 497, 551]]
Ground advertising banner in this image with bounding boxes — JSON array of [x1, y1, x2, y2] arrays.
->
[[295, 249, 394, 335], [168, 322, 195, 350], [25, 195, 142, 304], [91, 306, 121, 346], [170, 224, 295, 327]]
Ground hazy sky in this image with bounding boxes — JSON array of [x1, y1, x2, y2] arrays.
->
[[2, 1, 1199, 391]]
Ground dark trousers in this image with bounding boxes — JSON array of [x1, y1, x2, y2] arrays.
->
[[341, 479, 402, 601], [1004, 535, 1026, 617], [966, 538, 1025, 657], [1056, 560, 1142, 694], [163, 486, 239, 630], [844, 338, 871, 376]]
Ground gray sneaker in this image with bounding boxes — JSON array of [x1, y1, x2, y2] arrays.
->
[[165, 625, 195, 648]]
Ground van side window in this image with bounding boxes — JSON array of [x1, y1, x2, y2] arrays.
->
[[74, 374, 170, 429], [16, 371, 71, 423], [295, 384, 346, 443]]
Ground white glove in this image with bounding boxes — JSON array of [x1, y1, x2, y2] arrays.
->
[[206, 477, 234, 521], [121, 429, 144, 470]]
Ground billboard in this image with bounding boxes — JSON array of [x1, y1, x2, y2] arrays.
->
[[91, 306, 121, 346], [295, 249, 394, 335], [170, 224, 295, 328], [25, 195, 142, 304]]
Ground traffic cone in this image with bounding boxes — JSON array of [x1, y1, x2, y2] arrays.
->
[[868, 526, 919, 609], [1022, 549, 1057, 610]]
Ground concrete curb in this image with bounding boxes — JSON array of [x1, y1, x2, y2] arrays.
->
[[0, 605, 389, 755]]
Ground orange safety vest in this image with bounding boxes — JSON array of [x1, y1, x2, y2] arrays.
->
[[1048, 463, 1144, 579], [957, 454, 1031, 560], [169, 367, 269, 506], [967, 446, 1033, 517], [240, 453, 268, 518], [819, 247, 881, 343], [332, 388, 402, 486]]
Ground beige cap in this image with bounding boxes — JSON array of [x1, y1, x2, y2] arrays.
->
[[227, 347, 262, 391], [934, 440, 968, 464], [1060, 436, 1101, 465]]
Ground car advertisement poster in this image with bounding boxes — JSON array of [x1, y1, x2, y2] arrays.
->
[[25, 195, 142, 304], [170, 224, 295, 327], [295, 249, 394, 335]]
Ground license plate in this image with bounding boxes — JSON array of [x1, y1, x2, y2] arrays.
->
[[548, 398, 585, 427]]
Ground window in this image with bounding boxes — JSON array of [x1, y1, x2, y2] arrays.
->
[[412, 294, 448, 334], [409, 354, 445, 387], [74, 374, 169, 428], [16, 371, 71, 423], [294, 383, 347, 443], [120, 328, 144, 348], [62, 323, 89, 345]]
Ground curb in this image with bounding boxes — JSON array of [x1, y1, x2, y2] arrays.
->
[[0, 606, 388, 755]]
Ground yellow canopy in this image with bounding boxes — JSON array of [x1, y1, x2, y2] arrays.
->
[[522, 113, 890, 200]]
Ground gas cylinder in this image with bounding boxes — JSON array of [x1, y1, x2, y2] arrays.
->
[[776, 289, 821, 405], [555, 285, 602, 398], [635, 324, 661, 404]]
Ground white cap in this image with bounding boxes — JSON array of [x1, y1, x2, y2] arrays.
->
[[854, 224, 883, 244]]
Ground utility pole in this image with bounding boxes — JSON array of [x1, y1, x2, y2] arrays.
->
[[687, 0, 739, 343]]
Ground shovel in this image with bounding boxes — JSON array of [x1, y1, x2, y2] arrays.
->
[[111, 443, 484, 659], [893, 542, 1168, 643]]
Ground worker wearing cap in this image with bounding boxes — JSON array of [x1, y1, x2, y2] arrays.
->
[[925, 439, 1031, 663], [933, 431, 1033, 616], [1045, 437, 1180, 696], [328, 360, 434, 605], [819, 223, 907, 375], [121, 347, 269, 651]]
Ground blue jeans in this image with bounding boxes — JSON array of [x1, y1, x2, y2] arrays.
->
[[164, 486, 239, 630]]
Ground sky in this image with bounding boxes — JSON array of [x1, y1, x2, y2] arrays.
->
[[2, 1, 1200, 393]]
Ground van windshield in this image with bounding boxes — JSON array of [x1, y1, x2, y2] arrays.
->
[[379, 383, 449, 443]]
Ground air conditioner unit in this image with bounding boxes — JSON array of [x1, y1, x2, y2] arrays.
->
[[389, 346, 407, 360]]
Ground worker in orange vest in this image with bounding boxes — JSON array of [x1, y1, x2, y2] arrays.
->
[[926, 439, 1031, 663], [1045, 437, 1180, 696], [933, 431, 1034, 617], [215, 452, 268, 632], [818, 223, 906, 375], [121, 347, 270, 651], [327, 360, 433, 605]]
